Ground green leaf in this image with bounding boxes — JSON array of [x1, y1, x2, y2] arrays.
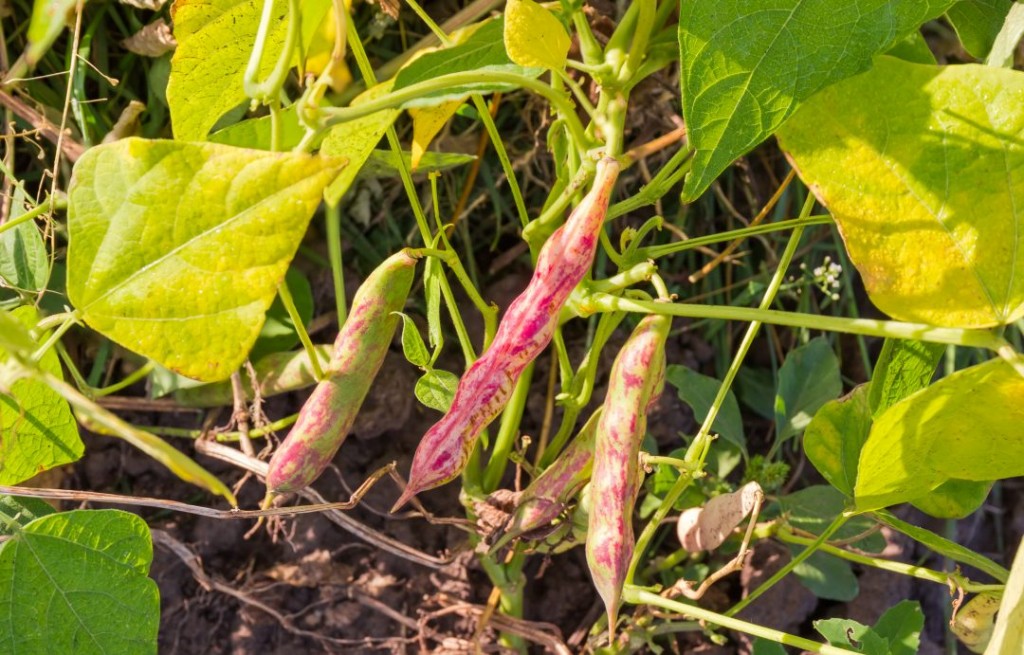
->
[[774, 337, 841, 442], [0, 309, 38, 359], [885, 29, 938, 64], [804, 384, 872, 498], [734, 366, 776, 420], [250, 268, 313, 360], [752, 639, 787, 655], [0, 306, 82, 485], [678, 0, 956, 200], [361, 150, 477, 179], [778, 57, 1024, 328], [814, 617, 889, 655], [0, 495, 56, 535], [911, 478, 993, 519], [779, 485, 885, 551], [394, 19, 542, 107], [66, 138, 344, 382], [873, 601, 924, 655], [321, 81, 401, 206], [0, 509, 159, 655], [873, 509, 1010, 582], [986, 0, 1024, 66], [665, 365, 746, 453], [986, 537, 1024, 653], [396, 312, 430, 369], [868, 339, 943, 416], [26, 0, 79, 65], [792, 549, 859, 601], [424, 257, 444, 351], [947, 0, 1014, 58], [0, 192, 49, 292], [855, 359, 1024, 511], [167, 0, 331, 141], [414, 368, 459, 412], [208, 104, 308, 151], [504, 0, 571, 70]]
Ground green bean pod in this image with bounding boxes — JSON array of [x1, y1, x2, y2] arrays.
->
[[266, 249, 418, 494]]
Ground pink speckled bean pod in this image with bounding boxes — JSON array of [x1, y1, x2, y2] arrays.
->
[[491, 408, 602, 551], [585, 313, 670, 631], [266, 249, 418, 494], [393, 158, 621, 510]]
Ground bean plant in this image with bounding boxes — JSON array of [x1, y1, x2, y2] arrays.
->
[[1, 0, 1023, 653]]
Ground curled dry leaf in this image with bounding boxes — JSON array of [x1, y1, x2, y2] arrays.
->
[[676, 481, 763, 552], [122, 19, 176, 58]]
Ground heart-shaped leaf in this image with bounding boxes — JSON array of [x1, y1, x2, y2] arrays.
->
[[67, 138, 344, 381], [678, 0, 956, 200], [778, 57, 1024, 327], [855, 358, 1024, 511]]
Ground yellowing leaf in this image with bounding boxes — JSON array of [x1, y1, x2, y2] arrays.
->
[[167, 0, 331, 141], [303, 0, 353, 90], [0, 307, 81, 485], [410, 99, 463, 170], [321, 81, 400, 205], [778, 57, 1024, 327], [504, 0, 570, 70], [854, 359, 1024, 511], [67, 138, 344, 381]]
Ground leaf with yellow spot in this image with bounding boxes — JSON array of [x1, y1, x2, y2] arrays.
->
[[503, 0, 570, 70], [778, 56, 1024, 328]]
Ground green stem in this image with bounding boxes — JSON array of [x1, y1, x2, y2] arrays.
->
[[640, 215, 834, 259], [326, 202, 347, 326], [0, 197, 67, 236], [618, 0, 656, 84], [624, 587, 860, 655], [278, 280, 325, 381], [776, 528, 1003, 593], [607, 147, 693, 219], [90, 361, 156, 398], [589, 295, 1006, 351], [726, 514, 849, 617], [30, 313, 77, 363], [483, 363, 534, 492], [317, 71, 592, 151], [144, 413, 299, 441], [243, 0, 300, 102]]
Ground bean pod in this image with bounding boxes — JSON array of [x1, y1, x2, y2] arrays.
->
[[266, 249, 418, 494], [585, 313, 670, 631], [491, 408, 602, 552], [394, 157, 621, 510]]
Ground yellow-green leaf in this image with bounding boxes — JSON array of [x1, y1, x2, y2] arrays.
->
[[0, 307, 81, 485], [855, 359, 1024, 511], [410, 99, 463, 170], [66, 138, 344, 381], [778, 57, 1024, 328], [167, 0, 330, 141], [803, 385, 871, 498], [321, 81, 400, 205], [504, 0, 570, 70]]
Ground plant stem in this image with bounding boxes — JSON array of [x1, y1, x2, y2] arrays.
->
[[776, 527, 1004, 593], [726, 514, 849, 617], [278, 280, 325, 381], [0, 196, 67, 236], [317, 71, 593, 151], [325, 202, 347, 326], [243, 0, 300, 102], [623, 587, 860, 655]]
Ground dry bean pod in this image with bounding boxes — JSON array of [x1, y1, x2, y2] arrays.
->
[[491, 408, 602, 552], [266, 249, 418, 494], [393, 157, 621, 510], [585, 313, 670, 632]]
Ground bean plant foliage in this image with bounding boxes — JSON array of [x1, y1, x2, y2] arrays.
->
[[0, 0, 1023, 653]]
